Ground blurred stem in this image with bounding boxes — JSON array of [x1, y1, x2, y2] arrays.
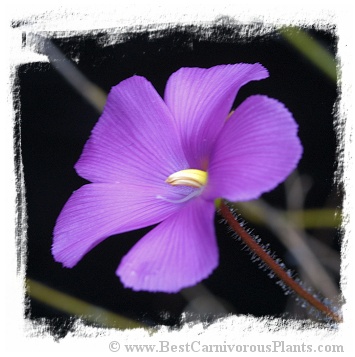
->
[[280, 27, 337, 82], [243, 207, 341, 229], [219, 201, 342, 323], [26, 279, 147, 330], [236, 200, 340, 301], [32, 34, 107, 112]]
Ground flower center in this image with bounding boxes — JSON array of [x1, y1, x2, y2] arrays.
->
[[166, 169, 208, 188]]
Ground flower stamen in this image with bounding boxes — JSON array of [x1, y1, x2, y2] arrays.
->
[[166, 169, 208, 188], [156, 188, 203, 204]]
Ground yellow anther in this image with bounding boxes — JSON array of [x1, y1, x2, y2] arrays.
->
[[166, 169, 208, 188]]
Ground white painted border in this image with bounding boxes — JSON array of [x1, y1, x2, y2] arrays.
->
[[2, 1, 353, 355]]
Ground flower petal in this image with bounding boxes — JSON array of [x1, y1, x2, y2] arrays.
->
[[205, 95, 303, 201], [116, 198, 218, 293], [52, 183, 190, 268], [75, 76, 188, 185], [164, 63, 269, 169]]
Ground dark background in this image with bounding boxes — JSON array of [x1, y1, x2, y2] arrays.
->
[[17, 23, 340, 337]]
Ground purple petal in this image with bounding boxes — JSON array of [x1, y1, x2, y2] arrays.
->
[[116, 198, 218, 293], [205, 95, 303, 201], [52, 183, 191, 268], [164, 63, 269, 169], [75, 76, 188, 185]]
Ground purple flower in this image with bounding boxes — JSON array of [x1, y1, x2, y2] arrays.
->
[[52, 63, 302, 293]]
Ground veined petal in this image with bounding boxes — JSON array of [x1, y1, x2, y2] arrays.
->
[[52, 183, 191, 268], [205, 95, 303, 201], [164, 63, 269, 168], [75, 76, 188, 185], [116, 198, 218, 293]]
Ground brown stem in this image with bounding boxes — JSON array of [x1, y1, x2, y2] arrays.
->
[[219, 201, 342, 323]]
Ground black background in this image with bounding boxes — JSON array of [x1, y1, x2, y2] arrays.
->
[[17, 23, 340, 337]]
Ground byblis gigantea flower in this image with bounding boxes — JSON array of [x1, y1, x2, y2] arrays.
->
[[52, 63, 302, 293]]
